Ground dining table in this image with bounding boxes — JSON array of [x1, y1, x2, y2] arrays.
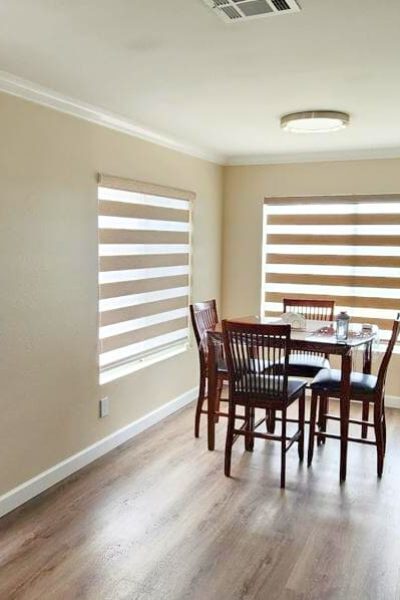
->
[[206, 315, 377, 482]]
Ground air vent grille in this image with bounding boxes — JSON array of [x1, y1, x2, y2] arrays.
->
[[222, 5, 241, 18], [239, 1, 273, 16], [200, 0, 300, 22], [271, 0, 291, 10]]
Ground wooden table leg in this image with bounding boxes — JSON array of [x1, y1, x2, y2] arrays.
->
[[340, 351, 352, 483], [207, 334, 217, 451]]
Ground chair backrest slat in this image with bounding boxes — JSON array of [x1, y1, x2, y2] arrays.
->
[[190, 300, 218, 355], [283, 298, 335, 357], [283, 298, 335, 322], [222, 320, 291, 401]]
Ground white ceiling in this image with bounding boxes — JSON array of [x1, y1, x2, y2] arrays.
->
[[0, 0, 400, 164]]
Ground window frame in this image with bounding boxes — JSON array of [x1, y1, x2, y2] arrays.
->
[[97, 174, 194, 383], [261, 194, 400, 353]]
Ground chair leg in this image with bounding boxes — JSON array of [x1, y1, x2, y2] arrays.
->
[[266, 409, 276, 433], [382, 408, 387, 455], [245, 408, 255, 452], [245, 406, 255, 452], [298, 390, 305, 461], [225, 401, 235, 477], [250, 407, 255, 451], [317, 394, 324, 431], [362, 401, 369, 439], [281, 408, 287, 489], [317, 394, 328, 446], [323, 397, 329, 444], [374, 404, 384, 478], [194, 371, 206, 438], [214, 377, 223, 423], [308, 390, 318, 467]]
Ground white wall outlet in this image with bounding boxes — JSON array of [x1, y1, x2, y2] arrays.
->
[[99, 397, 109, 418]]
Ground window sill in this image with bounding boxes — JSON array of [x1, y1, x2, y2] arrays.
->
[[99, 342, 189, 385]]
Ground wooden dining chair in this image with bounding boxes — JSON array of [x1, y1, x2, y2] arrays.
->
[[283, 298, 335, 377], [190, 300, 228, 438], [271, 298, 336, 437], [308, 315, 400, 478], [222, 320, 307, 488]]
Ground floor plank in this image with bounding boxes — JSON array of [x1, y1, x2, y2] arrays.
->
[[1, 399, 400, 600]]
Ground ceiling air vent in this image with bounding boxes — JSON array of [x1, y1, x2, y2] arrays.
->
[[200, 0, 300, 23], [271, 0, 291, 10]]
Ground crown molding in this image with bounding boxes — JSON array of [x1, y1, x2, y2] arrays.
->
[[2, 70, 400, 168], [0, 70, 225, 165], [225, 146, 400, 166]]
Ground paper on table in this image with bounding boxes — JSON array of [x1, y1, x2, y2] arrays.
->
[[274, 312, 307, 331]]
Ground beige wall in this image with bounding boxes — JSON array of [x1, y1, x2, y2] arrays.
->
[[0, 92, 223, 495], [222, 159, 400, 396], [2, 90, 400, 498]]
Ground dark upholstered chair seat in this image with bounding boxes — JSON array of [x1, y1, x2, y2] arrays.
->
[[202, 353, 228, 374], [236, 375, 306, 401], [216, 357, 272, 375], [216, 356, 228, 373], [287, 354, 330, 378], [249, 358, 273, 374], [310, 368, 377, 398]]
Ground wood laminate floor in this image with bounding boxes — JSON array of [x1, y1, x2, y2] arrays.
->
[[1, 399, 400, 600]]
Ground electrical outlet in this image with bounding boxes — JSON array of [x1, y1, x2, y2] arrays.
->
[[99, 397, 109, 418]]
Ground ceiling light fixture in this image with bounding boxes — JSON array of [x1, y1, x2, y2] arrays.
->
[[281, 110, 350, 133]]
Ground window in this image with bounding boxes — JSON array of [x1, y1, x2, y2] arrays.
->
[[98, 174, 193, 382], [263, 196, 400, 349]]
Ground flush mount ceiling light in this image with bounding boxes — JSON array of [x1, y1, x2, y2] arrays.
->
[[281, 110, 350, 133]]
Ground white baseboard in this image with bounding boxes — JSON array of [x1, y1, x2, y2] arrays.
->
[[1, 388, 398, 519], [386, 395, 400, 409], [0, 387, 197, 519], [332, 396, 400, 409], [304, 390, 400, 410]]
